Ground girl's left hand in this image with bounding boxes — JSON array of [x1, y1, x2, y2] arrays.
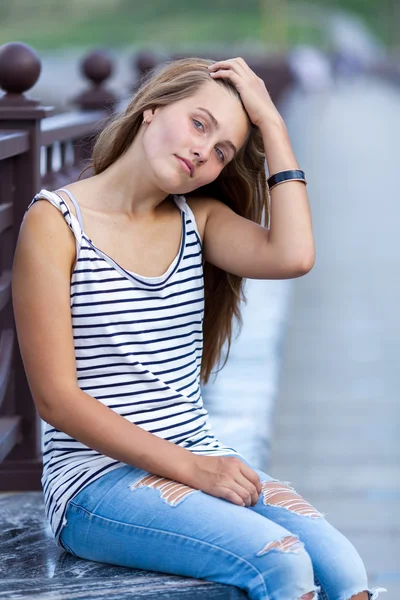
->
[[208, 57, 280, 127]]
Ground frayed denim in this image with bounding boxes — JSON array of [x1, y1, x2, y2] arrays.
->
[[59, 454, 386, 600]]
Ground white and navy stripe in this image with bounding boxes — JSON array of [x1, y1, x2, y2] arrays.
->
[[27, 189, 239, 546]]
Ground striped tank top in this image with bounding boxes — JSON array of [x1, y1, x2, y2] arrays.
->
[[26, 188, 240, 546]]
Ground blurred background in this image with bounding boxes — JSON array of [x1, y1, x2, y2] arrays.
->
[[0, 0, 397, 109], [0, 0, 397, 55], [0, 0, 399, 599]]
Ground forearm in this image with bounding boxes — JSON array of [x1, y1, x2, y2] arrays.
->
[[260, 113, 315, 268], [42, 387, 197, 484]]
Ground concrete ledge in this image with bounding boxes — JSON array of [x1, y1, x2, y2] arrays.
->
[[1, 492, 247, 599]]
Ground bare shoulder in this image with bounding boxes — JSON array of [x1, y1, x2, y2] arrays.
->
[[54, 179, 91, 221], [185, 195, 222, 212], [22, 193, 76, 247], [19, 191, 77, 277]]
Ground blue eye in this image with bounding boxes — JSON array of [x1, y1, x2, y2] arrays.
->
[[215, 148, 225, 162], [192, 118, 224, 162], [193, 119, 204, 131]]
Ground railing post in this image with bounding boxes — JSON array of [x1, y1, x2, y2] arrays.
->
[[71, 49, 117, 178], [131, 50, 158, 94], [0, 42, 53, 490]]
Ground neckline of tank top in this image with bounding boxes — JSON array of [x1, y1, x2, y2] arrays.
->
[[122, 247, 182, 280], [84, 213, 186, 284], [50, 189, 188, 285]]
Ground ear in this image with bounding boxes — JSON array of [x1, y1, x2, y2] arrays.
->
[[143, 108, 157, 123], [143, 108, 154, 124]]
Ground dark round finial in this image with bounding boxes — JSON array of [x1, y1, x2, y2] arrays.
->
[[80, 49, 114, 86], [135, 51, 158, 78], [0, 42, 41, 94]]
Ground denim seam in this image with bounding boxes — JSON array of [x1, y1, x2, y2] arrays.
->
[[67, 501, 269, 598], [59, 537, 78, 557]]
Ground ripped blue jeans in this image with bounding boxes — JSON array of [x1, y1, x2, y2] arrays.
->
[[59, 453, 386, 600]]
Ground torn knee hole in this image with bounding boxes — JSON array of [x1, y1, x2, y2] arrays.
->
[[261, 481, 324, 518], [129, 474, 199, 506], [257, 535, 304, 557]]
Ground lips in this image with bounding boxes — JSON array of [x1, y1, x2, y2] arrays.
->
[[175, 155, 194, 177]]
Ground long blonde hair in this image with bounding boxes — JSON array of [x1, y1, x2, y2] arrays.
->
[[82, 57, 268, 384]]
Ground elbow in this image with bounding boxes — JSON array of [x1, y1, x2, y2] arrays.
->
[[299, 250, 316, 275], [36, 395, 55, 425], [35, 384, 76, 426], [286, 249, 316, 278], [39, 397, 66, 430]]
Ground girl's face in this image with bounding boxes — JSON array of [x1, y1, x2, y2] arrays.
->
[[141, 80, 250, 195]]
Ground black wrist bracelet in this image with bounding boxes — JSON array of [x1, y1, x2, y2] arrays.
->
[[267, 169, 307, 191]]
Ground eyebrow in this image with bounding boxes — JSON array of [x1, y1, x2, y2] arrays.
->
[[196, 107, 237, 157]]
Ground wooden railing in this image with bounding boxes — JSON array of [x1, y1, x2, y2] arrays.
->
[[0, 42, 118, 490], [0, 42, 295, 491]]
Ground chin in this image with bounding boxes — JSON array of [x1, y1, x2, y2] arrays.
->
[[155, 163, 207, 195], [158, 176, 197, 196]]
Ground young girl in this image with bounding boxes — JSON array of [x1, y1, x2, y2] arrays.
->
[[12, 57, 383, 600]]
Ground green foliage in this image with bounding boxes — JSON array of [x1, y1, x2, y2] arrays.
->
[[0, 0, 388, 50]]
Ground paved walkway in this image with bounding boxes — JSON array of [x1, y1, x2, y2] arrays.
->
[[269, 75, 400, 599], [203, 276, 290, 469]]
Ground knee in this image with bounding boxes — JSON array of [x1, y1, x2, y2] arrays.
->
[[255, 536, 318, 599], [338, 536, 369, 586], [320, 534, 371, 600]]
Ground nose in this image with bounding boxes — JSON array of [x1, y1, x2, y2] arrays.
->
[[193, 142, 213, 165], [193, 151, 204, 164]]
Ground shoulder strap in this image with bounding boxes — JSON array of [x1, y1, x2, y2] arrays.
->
[[57, 188, 85, 232], [173, 195, 202, 247], [26, 189, 83, 251]]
